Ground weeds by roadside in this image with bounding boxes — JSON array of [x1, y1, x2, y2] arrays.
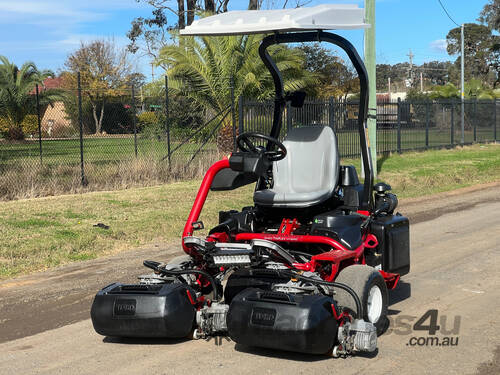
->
[[0, 151, 221, 201]]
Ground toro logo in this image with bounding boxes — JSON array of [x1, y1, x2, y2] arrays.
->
[[251, 307, 276, 326], [114, 299, 137, 316]]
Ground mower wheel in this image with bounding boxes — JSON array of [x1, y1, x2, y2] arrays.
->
[[334, 265, 388, 335]]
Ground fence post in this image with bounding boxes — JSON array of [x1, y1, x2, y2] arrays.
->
[[35, 84, 43, 165], [397, 97, 401, 154], [238, 96, 244, 135], [164, 75, 171, 166], [132, 86, 138, 158], [450, 99, 454, 146], [425, 100, 430, 149], [286, 101, 291, 132], [328, 97, 334, 130], [473, 98, 477, 142], [230, 76, 236, 152], [77, 72, 86, 186]]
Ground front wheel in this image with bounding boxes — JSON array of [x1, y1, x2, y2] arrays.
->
[[334, 265, 389, 335]]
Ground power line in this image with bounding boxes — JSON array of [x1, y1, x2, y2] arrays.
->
[[436, 0, 460, 27]]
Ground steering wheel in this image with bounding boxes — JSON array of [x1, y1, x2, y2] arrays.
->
[[236, 132, 287, 161]]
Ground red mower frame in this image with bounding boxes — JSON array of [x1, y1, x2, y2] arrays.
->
[[181, 157, 400, 290]]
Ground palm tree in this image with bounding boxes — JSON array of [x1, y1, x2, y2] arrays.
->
[[156, 34, 315, 151], [429, 83, 460, 100], [429, 80, 500, 100], [0, 56, 56, 139]]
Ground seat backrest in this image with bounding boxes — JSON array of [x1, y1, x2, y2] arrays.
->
[[272, 126, 339, 195]]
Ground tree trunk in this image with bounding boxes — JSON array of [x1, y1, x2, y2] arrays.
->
[[204, 0, 215, 13], [248, 0, 259, 10], [91, 103, 99, 134], [177, 0, 185, 29], [8, 124, 24, 140], [97, 101, 105, 133], [187, 0, 195, 26], [216, 118, 237, 154]]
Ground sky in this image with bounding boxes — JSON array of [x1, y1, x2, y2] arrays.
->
[[0, 0, 489, 79]]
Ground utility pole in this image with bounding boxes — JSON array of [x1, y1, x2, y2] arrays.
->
[[388, 77, 391, 94], [407, 49, 414, 69], [420, 72, 424, 92], [460, 23, 465, 145], [407, 49, 415, 86], [436, 0, 464, 144], [364, 0, 377, 178]]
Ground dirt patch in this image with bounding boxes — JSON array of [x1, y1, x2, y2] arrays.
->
[[399, 181, 500, 224], [402, 181, 500, 203], [476, 345, 500, 375], [0, 244, 182, 343]]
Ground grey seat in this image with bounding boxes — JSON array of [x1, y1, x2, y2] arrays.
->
[[253, 126, 339, 208]]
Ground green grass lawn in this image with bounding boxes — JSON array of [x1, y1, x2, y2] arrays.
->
[[0, 143, 499, 279], [1, 127, 495, 168], [0, 136, 217, 167]]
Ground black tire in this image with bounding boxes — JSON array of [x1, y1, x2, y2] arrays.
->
[[334, 265, 389, 336]]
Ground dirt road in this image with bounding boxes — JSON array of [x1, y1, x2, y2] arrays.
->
[[0, 183, 499, 374]]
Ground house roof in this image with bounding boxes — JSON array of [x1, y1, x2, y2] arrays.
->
[[180, 4, 369, 36], [30, 77, 64, 95], [40, 77, 64, 90]]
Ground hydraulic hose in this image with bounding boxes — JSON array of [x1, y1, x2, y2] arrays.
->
[[277, 270, 363, 319], [143, 260, 221, 301], [288, 250, 314, 259]]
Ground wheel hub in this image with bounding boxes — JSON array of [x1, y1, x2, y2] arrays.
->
[[367, 285, 383, 323]]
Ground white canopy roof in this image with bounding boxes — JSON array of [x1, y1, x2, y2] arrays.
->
[[180, 4, 369, 36]]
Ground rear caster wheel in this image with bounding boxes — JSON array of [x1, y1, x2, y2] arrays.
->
[[334, 265, 388, 335]]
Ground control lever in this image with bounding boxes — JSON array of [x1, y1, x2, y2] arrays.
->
[[250, 239, 295, 265], [183, 236, 214, 253]]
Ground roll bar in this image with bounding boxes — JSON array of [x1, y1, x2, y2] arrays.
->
[[258, 31, 374, 209]]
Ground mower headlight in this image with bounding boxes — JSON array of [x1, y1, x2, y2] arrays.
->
[[212, 254, 251, 265]]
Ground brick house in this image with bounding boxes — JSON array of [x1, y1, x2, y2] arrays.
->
[[35, 77, 72, 136]]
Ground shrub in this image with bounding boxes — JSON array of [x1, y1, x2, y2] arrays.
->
[[137, 111, 159, 128], [138, 111, 167, 140], [62, 96, 134, 135], [141, 121, 166, 140], [0, 117, 9, 136], [21, 115, 39, 137], [0, 116, 36, 140]]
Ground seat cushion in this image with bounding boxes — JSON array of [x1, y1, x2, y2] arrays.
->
[[254, 126, 339, 208], [253, 188, 333, 207]]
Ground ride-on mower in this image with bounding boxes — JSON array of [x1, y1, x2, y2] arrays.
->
[[91, 4, 410, 357]]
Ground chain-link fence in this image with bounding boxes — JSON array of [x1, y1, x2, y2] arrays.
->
[[0, 74, 498, 201], [0, 74, 232, 200]]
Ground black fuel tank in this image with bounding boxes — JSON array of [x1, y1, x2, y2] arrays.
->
[[224, 268, 290, 304], [370, 214, 410, 276], [90, 283, 196, 338], [226, 288, 338, 355]]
